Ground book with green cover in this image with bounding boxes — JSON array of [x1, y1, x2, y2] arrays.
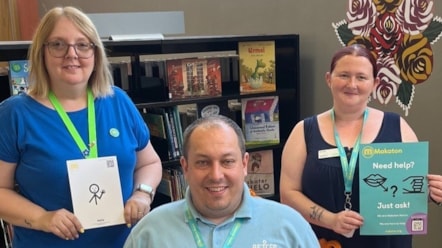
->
[[142, 112, 167, 139], [238, 41, 276, 94]]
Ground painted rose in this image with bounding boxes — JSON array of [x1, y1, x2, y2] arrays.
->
[[373, 0, 403, 14], [396, 0, 434, 35], [346, 0, 377, 36], [333, 0, 442, 115], [370, 12, 404, 55], [373, 56, 401, 104], [397, 33, 433, 84], [348, 36, 373, 48]]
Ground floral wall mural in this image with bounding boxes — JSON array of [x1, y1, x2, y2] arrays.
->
[[333, 0, 442, 116]]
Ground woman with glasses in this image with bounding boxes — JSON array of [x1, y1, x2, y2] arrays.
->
[[0, 6, 162, 248]]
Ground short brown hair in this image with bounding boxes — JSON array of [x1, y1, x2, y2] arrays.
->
[[182, 115, 246, 158]]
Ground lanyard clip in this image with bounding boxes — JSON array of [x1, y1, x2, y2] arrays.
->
[[344, 192, 352, 210]]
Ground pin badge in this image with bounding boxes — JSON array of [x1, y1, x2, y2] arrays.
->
[[109, 128, 120, 137], [82, 149, 90, 157]]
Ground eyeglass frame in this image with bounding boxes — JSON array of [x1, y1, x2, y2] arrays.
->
[[44, 40, 96, 59]]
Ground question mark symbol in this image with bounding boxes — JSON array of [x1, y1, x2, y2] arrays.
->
[[390, 185, 398, 197]]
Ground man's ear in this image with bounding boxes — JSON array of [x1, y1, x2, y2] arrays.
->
[[243, 152, 249, 176], [180, 156, 188, 173]]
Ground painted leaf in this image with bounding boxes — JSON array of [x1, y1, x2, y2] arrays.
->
[[396, 81, 414, 115], [336, 22, 354, 45], [423, 18, 442, 44]]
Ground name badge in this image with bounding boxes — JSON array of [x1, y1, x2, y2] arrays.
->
[[318, 148, 339, 159]]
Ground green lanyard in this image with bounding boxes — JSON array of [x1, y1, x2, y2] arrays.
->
[[185, 207, 242, 248], [48, 89, 97, 159], [331, 108, 368, 210]]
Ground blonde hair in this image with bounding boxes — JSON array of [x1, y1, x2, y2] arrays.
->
[[27, 6, 114, 98]]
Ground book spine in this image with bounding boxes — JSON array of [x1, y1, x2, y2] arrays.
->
[[166, 107, 180, 158], [165, 168, 178, 201], [162, 110, 175, 159], [157, 169, 173, 198], [172, 106, 184, 154]]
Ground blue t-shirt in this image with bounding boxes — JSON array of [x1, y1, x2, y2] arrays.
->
[[0, 87, 149, 248], [124, 183, 320, 248]]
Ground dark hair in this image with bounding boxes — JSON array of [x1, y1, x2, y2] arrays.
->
[[329, 44, 378, 78], [181, 115, 246, 157]]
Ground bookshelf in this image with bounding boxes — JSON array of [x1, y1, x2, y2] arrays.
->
[[0, 34, 300, 244]]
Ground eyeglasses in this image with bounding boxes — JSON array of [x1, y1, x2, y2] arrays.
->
[[44, 40, 96, 59]]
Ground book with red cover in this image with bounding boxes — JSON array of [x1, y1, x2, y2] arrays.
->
[[166, 58, 222, 99]]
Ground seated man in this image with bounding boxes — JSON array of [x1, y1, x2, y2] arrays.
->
[[124, 115, 319, 248]]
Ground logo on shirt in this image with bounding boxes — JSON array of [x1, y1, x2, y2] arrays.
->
[[252, 240, 277, 248]]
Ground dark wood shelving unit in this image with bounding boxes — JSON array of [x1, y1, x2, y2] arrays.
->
[[0, 34, 300, 242]]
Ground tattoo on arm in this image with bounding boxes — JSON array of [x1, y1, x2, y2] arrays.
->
[[24, 219, 32, 228], [309, 205, 324, 221]]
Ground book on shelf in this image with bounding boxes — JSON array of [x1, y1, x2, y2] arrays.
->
[[142, 107, 183, 160], [245, 150, 274, 196], [166, 58, 222, 99], [157, 166, 187, 201], [238, 41, 276, 94], [171, 106, 184, 154], [157, 169, 174, 199], [141, 108, 170, 161], [142, 111, 167, 139], [165, 107, 182, 158], [8, 60, 29, 96], [241, 96, 279, 147]]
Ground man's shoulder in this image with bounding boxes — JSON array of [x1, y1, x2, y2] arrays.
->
[[145, 200, 185, 220], [129, 200, 186, 238], [254, 197, 307, 223], [252, 197, 302, 217]]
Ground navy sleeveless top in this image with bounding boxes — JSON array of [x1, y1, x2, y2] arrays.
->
[[302, 112, 412, 248]]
